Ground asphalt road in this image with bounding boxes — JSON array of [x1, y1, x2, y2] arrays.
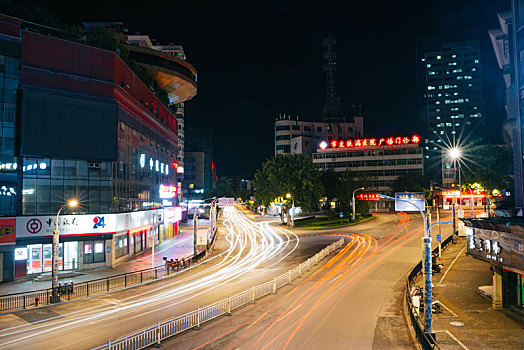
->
[[158, 210, 455, 350], [0, 206, 342, 350]]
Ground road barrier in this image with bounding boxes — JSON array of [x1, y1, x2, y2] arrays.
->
[[405, 234, 454, 350], [0, 251, 208, 313], [91, 238, 345, 350]]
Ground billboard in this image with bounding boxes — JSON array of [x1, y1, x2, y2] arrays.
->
[[0, 218, 16, 244], [395, 192, 425, 212]]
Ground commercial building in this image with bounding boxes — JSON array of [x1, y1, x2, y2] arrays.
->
[[418, 36, 484, 184], [490, 4, 524, 211], [463, 218, 524, 319], [312, 135, 424, 210], [0, 15, 196, 282], [274, 115, 364, 155]]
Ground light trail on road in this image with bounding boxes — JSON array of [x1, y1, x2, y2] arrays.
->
[[183, 211, 439, 350], [0, 206, 300, 349]]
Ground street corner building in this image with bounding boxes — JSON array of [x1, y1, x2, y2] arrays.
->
[[462, 218, 524, 322], [0, 14, 196, 282]]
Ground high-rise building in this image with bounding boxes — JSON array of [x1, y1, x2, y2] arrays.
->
[[418, 37, 484, 184], [0, 15, 196, 282], [490, 4, 524, 211]]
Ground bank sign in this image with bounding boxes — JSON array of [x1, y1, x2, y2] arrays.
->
[[17, 214, 117, 238], [466, 227, 524, 271]]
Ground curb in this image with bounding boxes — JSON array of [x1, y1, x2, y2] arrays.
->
[[295, 215, 377, 230]]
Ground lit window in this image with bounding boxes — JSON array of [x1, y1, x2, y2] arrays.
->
[[457, 76, 463, 80], [452, 54, 457, 58], [436, 101, 440, 104], [472, 68, 477, 71], [449, 62, 457, 66], [474, 59, 479, 63], [440, 131, 444, 134], [455, 123, 460, 126], [436, 116, 441, 120], [428, 86, 435, 90], [453, 92, 458, 96], [451, 130, 456, 134], [437, 55, 441, 59], [427, 63, 431, 68], [468, 83, 473, 87]]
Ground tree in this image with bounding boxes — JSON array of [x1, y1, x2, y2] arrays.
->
[[321, 169, 339, 204], [252, 155, 323, 212], [460, 144, 511, 193], [207, 179, 235, 198], [392, 174, 430, 193], [332, 170, 371, 215]]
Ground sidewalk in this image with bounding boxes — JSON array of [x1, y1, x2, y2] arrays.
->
[[416, 237, 524, 349], [0, 224, 208, 296]]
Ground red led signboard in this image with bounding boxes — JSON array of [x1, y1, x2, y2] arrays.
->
[[357, 193, 380, 201], [319, 135, 421, 150]]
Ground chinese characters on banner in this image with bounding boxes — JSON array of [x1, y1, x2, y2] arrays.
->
[[357, 193, 380, 201], [0, 218, 16, 244], [324, 135, 421, 150]]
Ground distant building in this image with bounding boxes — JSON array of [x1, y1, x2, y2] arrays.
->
[[312, 135, 424, 210], [490, 6, 524, 211], [418, 34, 484, 185], [184, 127, 215, 194], [274, 115, 364, 155]]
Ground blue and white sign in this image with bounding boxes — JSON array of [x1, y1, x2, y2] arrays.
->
[[436, 234, 441, 242], [394, 192, 425, 212]]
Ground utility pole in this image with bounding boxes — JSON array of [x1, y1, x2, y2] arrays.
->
[[193, 213, 198, 256]]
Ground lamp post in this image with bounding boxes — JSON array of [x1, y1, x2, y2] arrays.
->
[[352, 187, 365, 222], [51, 199, 77, 302], [209, 198, 217, 244], [378, 194, 450, 336], [286, 193, 294, 228], [449, 147, 461, 243], [467, 187, 474, 218]]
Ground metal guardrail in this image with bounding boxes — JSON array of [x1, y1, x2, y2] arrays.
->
[[91, 238, 345, 350], [405, 234, 454, 350], [0, 251, 206, 313]]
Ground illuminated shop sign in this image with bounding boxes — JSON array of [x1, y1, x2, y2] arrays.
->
[[139, 154, 170, 175], [15, 248, 28, 260], [357, 193, 380, 201], [0, 161, 49, 172], [466, 228, 505, 264], [442, 190, 487, 199], [163, 206, 182, 222], [16, 214, 117, 238], [159, 184, 177, 199], [0, 186, 16, 196], [319, 135, 421, 150]]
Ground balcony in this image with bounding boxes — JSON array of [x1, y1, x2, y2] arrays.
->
[[125, 45, 197, 104]]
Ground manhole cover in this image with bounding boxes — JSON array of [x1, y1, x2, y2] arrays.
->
[[450, 321, 464, 327]]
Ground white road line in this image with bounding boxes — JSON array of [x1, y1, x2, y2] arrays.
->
[[438, 247, 465, 284], [438, 300, 458, 317], [435, 330, 470, 350]]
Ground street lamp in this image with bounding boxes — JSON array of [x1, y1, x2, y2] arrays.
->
[[378, 194, 450, 336], [286, 193, 294, 228], [352, 187, 365, 222], [51, 199, 77, 302], [448, 147, 462, 243]]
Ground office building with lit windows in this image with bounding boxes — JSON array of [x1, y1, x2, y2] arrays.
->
[[312, 135, 424, 210], [274, 115, 364, 155], [0, 15, 196, 282], [419, 38, 484, 184]]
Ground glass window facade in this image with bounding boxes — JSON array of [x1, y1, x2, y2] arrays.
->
[[20, 120, 178, 215], [0, 55, 19, 216]]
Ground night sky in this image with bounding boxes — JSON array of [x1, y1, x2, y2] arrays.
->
[[45, 0, 509, 178]]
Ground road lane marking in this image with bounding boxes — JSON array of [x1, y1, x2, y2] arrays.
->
[[438, 247, 465, 284], [435, 330, 470, 350]]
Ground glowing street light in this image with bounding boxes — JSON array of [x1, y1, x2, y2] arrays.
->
[[51, 199, 78, 302], [286, 193, 295, 228]]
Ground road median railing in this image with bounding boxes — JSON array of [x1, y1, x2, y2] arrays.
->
[[91, 238, 345, 350], [405, 234, 454, 350], [0, 249, 210, 314]]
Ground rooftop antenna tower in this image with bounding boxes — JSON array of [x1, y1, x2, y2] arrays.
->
[[322, 32, 345, 122]]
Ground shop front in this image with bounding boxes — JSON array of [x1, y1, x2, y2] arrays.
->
[[0, 217, 16, 282], [15, 213, 117, 278], [463, 218, 524, 318]]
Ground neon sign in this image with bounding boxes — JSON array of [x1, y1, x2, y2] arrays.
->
[[442, 190, 486, 199], [322, 135, 421, 150], [357, 193, 380, 201], [159, 184, 177, 199], [139, 154, 170, 175]]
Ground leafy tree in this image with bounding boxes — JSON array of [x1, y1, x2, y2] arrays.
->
[[252, 155, 323, 212], [392, 174, 430, 193], [207, 179, 235, 198], [321, 169, 339, 204], [332, 170, 371, 216], [460, 144, 511, 193]]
